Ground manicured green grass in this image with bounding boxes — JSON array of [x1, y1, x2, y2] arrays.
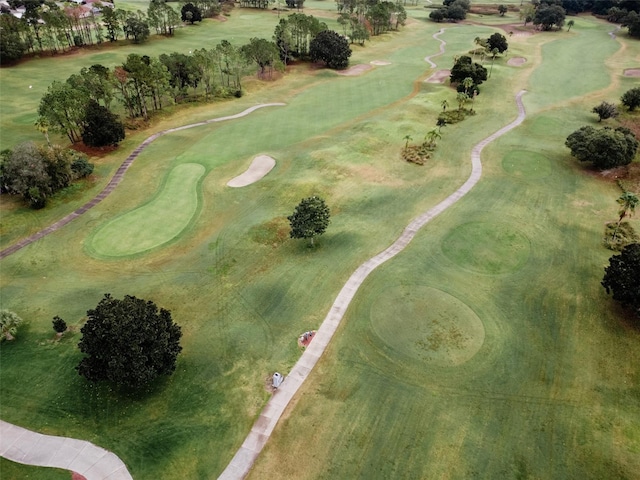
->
[[88, 163, 205, 257], [1, 8, 639, 480]]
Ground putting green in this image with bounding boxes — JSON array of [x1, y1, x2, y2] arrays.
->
[[502, 150, 552, 178], [442, 222, 530, 274], [370, 286, 485, 367], [89, 163, 205, 257]]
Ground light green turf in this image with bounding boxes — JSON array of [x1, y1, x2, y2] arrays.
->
[[1, 8, 640, 480], [88, 163, 205, 257]]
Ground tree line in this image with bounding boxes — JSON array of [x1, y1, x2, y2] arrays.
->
[[0, 0, 226, 64]]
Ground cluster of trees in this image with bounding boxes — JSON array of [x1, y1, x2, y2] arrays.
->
[[335, 0, 407, 44], [565, 126, 638, 170], [0, 142, 93, 208], [429, 0, 471, 23], [0, 0, 224, 64], [566, 87, 640, 170], [273, 13, 352, 69]]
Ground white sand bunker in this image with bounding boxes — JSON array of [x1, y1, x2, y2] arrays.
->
[[227, 155, 276, 187], [336, 64, 373, 76], [623, 68, 640, 77], [507, 57, 527, 67], [425, 69, 450, 83], [370, 60, 391, 66]]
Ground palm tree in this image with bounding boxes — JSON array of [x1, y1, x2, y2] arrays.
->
[[441, 99, 449, 112], [462, 76, 474, 95], [567, 20, 574, 32], [617, 191, 639, 227], [403, 134, 412, 150], [34, 117, 52, 148], [424, 128, 442, 148], [613, 191, 639, 240], [0, 310, 23, 342], [489, 48, 499, 77], [456, 92, 469, 111]]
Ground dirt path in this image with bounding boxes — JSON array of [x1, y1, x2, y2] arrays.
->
[[0, 103, 286, 261], [218, 89, 528, 480]]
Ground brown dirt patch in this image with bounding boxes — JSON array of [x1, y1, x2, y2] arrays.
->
[[495, 22, 537, 37], [69, 142, 117, 158], [72, 473, 87, 480], [336, 64, 373, 76], [298, 330, 316, 348], [425, 69, 450, 84], [623, 68, 640, 77], [507, 57, 527, 67]]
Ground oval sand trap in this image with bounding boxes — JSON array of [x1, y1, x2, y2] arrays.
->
[[425, 69, 450, 83], [227, 155, 276, 187], [89, 163, 205, 257], [507, 57, 527, 67], [370, 60, 391, 66], [371, 285, 485, 367], [623, 68, 640, 77]]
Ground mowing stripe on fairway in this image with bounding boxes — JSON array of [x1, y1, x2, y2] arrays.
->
[[218, 90, 528, 480], [89, 163, 205, 257]]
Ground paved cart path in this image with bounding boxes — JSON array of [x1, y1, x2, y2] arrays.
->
[[0, 420, 132, 479], [0, 103, 285, 261], [219, 90, 528, 480]]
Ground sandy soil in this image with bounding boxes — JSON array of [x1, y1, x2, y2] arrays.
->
[[336, 64, 373, 76], [227, 155, 276, 187], [425, 69, 450, 83], [507, 57, 527, 67], [370, 60, 391, 66], [623, 68, 640, 77]]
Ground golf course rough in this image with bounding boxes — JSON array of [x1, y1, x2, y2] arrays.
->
[[88, 163, 205, 257], [370, 285, 485, 367]]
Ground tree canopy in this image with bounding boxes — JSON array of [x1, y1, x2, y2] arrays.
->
[[0, 310, 23, 342], [309, 30, 351, 69], [81, 100, 126, 147], [288, 196, 331, 246], [533, 4, 566, 30], [77, 294, 183, 389], [602, 243, 640, 320], [449, 55, 487, 89], [486, 32, 508, 54], [181, 3, 202, 24], [565, 126, 639, 170], [621, 87, 640, 111], [592, 101, 618, 122]]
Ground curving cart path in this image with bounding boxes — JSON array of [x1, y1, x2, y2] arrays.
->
[[424, 28, 447, 68], [0, 103, 286, 261], [219, 90, 528, 480], [0, 420, 132, 479]]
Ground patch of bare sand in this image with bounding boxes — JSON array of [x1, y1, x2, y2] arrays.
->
[[227, 155, 276, 187], [370, 60, 391, 66], [508, 57, 527, 67], [336, 64, 373, 76], [425, 69, 450, 84], [623, 68, 640, 77]]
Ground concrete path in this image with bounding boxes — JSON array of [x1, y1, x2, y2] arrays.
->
[[0, 103, 286, 261], [218, 90, 528, 480], [424, 28, 447, 68], [0, 420, 132, 479]]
